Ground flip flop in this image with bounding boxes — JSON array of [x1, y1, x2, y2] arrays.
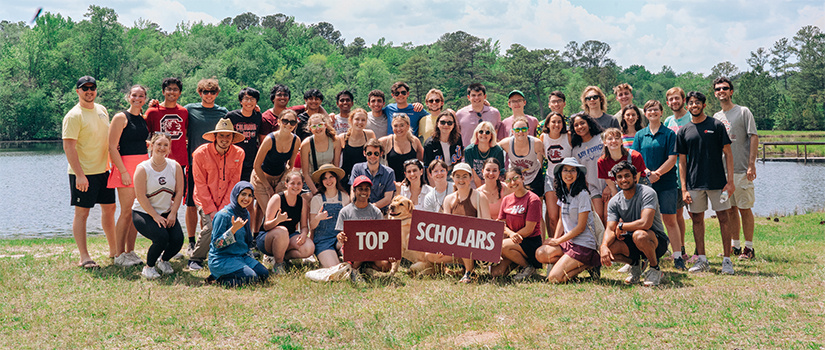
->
[[79, 260, 100, 269]]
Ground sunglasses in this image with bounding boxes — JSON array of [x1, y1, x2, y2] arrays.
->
[[79, 85, 97, 91], [714, 86, 731, 91], [309, 123, 325, 129], [504, 175, 521, 184], [392, 90, 408, 96], [427, 99, 442, 103], [201, 90, 217, 95], [478, 130, 491, 135], [281, 118, 297, 126], [365, 151, 380, 157], [439, 120, 454, 126], [584, 95, 600, 101], [513, 127, 528, 134]]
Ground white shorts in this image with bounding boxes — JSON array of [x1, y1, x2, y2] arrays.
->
[[686, 189, 732, 213], [730, 173, 755, 209]]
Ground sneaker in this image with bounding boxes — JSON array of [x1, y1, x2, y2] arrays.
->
[[643, 268, 664, 286], [459, 271, 472, 284], [171, 252, 184, 260], [156, 260, 174, 275], [738, 247, 755, 260], [618, 264, 632, 274], [142, 266, 161, 279], [513, 265, 536, 281], [721, 259, 735, 275], [185, 245, 195, 257], [732, 247, 742, 256], [350, 269, 365, 283], [272, 262, 287, 276], [113, 253, 130, 267], [688, 259, 709, 273], [187, 260, 204, 271], [125, 251, 143, 266], [624, 262, 642, 284], [263, 255, 276, 267], [673, 256, 686, 271]]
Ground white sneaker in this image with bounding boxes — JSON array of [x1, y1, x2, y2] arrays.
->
[[721, 258, 735, 275], [125, 251, 143, 266], [142, 266, 161, 279], [643, 268, 664, 286], [688, 259, 710, 273], [113, 253, 130, 267], [513, 265, 536, 281], [263, 255, 276, 267], [624, 262, 642, 284], [618, 264, 632, 274], [156, 260, 174, 275]]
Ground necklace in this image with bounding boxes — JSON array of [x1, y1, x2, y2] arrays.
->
[[151, 157, 166, 169], [478, 144, 491, 158]]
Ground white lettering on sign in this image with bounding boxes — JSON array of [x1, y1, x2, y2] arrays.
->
[[356, 231, 389, 250], [415, 222, 496, 251]]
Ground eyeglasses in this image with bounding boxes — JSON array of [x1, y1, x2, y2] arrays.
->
[[439, 120, 454, 126], [79, 85, 96, 91], [426, 99, 442, 103], [365, 151, 380, 157], [504, 175, 521, 184], [585, 95, 600, 101], [512, 127, 528, 134], [714, 86, 731, 92], [392, 90, 408, 96], [281, 119, 297, 126], [309, 123, 326, 130], [241, 96, 256, 102], [201, 90, 218, 95]]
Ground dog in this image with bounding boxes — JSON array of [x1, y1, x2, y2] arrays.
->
[[387, 195, 428, 275]]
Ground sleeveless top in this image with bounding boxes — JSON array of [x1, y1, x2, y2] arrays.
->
[[341, 131, 367, 181], [119, 110, 150, 156], [261, 133, 297, 176], [308, 135, 334, 174], [386, 136, 417, 182], [450, 189, 479, 218], [132, 158, 176, 214], [506, 136, 541, 184], [277, 191, 303, 233]]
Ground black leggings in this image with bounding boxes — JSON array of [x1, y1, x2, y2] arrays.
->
[[132, 211, 184, 267]]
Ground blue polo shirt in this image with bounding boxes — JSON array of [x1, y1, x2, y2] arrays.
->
[[349, 162, 397, 210], [632, 125, 677, 192]]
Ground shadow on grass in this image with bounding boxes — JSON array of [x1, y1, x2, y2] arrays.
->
[[83, 258, 211, 287]]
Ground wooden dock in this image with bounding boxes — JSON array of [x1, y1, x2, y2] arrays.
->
[[761, 141, 825, 163]]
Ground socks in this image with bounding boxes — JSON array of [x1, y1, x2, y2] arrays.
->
[[188, 236, 196, 244], [745, 241, 753, 249], [672, 251, 682, 259], [732, 240, 741, 249], [723, 256, 732, 264], [699, 255, 707, 262]]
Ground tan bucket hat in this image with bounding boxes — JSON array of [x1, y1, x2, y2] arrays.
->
[[202, 118, 245, 143], [311, 164, 346, 184]]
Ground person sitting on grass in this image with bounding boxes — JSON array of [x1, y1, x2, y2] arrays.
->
[[535, 158, 602, 283], [309, 164, 350, 268], [336, 175, 394, 283], [600, 161, 670, 287], [258, 170, 315, 275], [207, 181, 269, 287], [490, 167, 544, 281]]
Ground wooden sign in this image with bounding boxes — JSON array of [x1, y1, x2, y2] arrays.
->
[[342, 219, 402, 262], [408, 209, 504, 263]]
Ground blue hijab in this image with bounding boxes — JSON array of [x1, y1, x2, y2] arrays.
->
[[223, 181, 254, 234]]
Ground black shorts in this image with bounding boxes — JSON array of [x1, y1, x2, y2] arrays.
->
[[185, 165, 195, 207], [520, 235, 543, 268], [69, 172, 116, 208], [620, 230, 669, 265]]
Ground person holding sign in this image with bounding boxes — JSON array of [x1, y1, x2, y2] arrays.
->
[[309, 164, 350, 268], [535, 158, 601, 283], [424, 163, 491, 283], [258, 171, 315, 275], [207, 181, 269, 287], [490, 168, 544, 281], [336, 175, 392, 282]]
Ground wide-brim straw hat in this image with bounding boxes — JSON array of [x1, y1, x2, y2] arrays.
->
[[203, 118, 245, 143], [311, 164, 346, 184], [553, 157, 587, 177]]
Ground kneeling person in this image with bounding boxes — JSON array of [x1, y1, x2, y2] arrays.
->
[[600, 161, 669, 286], [336, 175, 394, 282]]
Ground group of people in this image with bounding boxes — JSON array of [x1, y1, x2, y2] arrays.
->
[[63, 74, 758, 287]]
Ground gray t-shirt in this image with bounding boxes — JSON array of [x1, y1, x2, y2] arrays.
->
[[558, 191, 598, 250], [420, 185, 454, 213], [366, 111, 388, 139], [607, 184, 667, 238], [335, 203, 383, 231], [713, 105, 757, 174], [594, 112, 619, 131]]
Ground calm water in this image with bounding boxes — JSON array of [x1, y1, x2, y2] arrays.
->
[[0, 143, 823, 238]]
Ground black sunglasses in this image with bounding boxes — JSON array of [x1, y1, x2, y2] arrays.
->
[[365, 151, 380, 156], [392, 90, 408, 96], [427, 99, 442, 103], [201, 90, 217, 95], [439, 120, 454, 126], [79, 85, 97, 91], [585, 95, 600, 101], [280, 119, 298, 126], [714, 86, 731, 91]]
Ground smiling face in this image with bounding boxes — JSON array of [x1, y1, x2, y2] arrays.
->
[[428, 163, 448, 184], [425, 92, 444, 112], [468, 90, 486, 106], [351, 111, 367, 130], [560, 165, 578, 186], [368, 96, 385, 113], [666, 93, 684, 113], [150, 135, 171, 157], [572, 117, 590, 137], [616, 88, 633, 107], [686, 97, 705, 117], [512, 120, 529, 139], [614, 169, 636, 191], [354, 183, 371, 203], [280, 114, 297, 132], [305, 96, 322, 110], [452, 170, 472, 189], [337, 94, 353, 114], [623, 108, 638, 127], [76, 83, 97, 104], [404, 163, 422, 183], [437, 114, 455, 135], [285, 172, 304, 195], [548, 115, 564, 134], [504, 171, 523, 190], [391, 118, 409, 135], [604, 132, 622, 151], [476, 125, 492, 145], [240, 94, 257, 112], [645, 105, 662, 124], [584, 90, 601, 111], [549, 95, 566, 115], [237, 188, 254, 208], [392, 87, 409, 104], [714, 82, 733, 102], [215, 132, 234, 151], [127, 86, 146, 109], [308, 115, 327, 135], [163, 84, 181, 104], [482, 162, 500, 181], [321, 172, 338, 191], [364, 146, 381, 166]]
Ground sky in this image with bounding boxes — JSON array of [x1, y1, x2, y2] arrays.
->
[[2, 0, 824, 75]]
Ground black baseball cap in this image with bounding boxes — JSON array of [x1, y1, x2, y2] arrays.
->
[[76, 76, 96, 89]]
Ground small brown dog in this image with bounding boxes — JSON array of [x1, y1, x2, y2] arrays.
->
[[387, 195, 427, 275]]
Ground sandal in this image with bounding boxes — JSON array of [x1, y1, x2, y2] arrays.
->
[[78, 260, 100, 269]]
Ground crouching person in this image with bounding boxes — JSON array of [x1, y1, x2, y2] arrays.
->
[[600, 161, 669, 286], [336, 175, 394, 282]]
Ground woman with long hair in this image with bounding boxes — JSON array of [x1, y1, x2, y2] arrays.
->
[[309, 164, 350, 268], [301, 113, 341, 194], [498, 117, 545, 197], [535, 158, 601, 283], [540, 111, 572, 237], [570, 112, 606, 224], [490, 167, 544, 281], [251, 109, 301, 231], [423, 109, 463, 171], [380, 114, 424, 182], [398, 159, 432, 209], [464, 121, 505, 188], [109, 85, 149, 267], [597, 128, 647, 199], [258, 170, 315, 275], [477, 158, 511, 218], [620, 104, 644, 148], [338, 108, 376, 188]]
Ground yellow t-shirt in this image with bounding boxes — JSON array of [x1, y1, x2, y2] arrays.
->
[[62, 103, 110, 175], [418, 114, 439, 142]]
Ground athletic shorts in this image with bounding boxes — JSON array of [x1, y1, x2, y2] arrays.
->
[[561, 241, 601, 267], [657, 188, 679, 215], [730, 173, 755, 209], [519, 235, 543, 268], [107, 154, 147, 188], [620, 230, 669, 265], [686, 189, 732, 213], [70, 172, 116, 208]]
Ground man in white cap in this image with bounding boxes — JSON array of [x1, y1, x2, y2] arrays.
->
[[187, 118, 246, 270]]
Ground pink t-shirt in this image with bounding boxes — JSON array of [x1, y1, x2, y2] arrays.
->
[[498, 191, 543, 238], [597, 149, 647, 181]]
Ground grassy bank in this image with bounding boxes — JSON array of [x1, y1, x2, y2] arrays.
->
[[759, 130, 825, 158], [1, 212, 823, 349]]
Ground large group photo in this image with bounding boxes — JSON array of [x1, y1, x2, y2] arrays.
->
[[1, 2, 823, 348]]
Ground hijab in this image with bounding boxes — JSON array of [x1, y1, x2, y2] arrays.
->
[[223, 181, 254, 235]]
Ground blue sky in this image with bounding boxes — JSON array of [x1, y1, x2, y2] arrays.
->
[[2, 0, 823, 74]]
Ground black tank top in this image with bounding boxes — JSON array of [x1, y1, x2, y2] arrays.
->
[[277, 191, 303, 233], [119, 110, 149, 156], [386, 136, 417, 182], [341, 131, 367, 180], [261, 133, 297, 176]]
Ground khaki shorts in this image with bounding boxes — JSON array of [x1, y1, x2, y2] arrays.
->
[[730, 173, 755, 209], [686, 189, 732, 213]]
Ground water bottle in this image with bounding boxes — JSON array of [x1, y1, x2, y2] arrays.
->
[[719, 190, 729, 203]]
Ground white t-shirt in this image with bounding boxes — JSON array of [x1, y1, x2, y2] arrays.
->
[[542, 133, 572, 192], [399, 184, 433, 209], [572, 134, 605, 197], [558, 191, 597, 250], [332, 114, 350, 135], [420, 185, 454, 213]]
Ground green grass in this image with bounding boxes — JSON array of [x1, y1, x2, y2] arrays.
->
[[758, 131, 825, 157], [1, 212, 823, 349]]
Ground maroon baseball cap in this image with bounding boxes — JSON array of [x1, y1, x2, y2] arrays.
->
[[352, 175, 372, 188]]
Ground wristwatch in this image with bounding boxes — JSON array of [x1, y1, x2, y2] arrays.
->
[[618, 222, 624, 231]]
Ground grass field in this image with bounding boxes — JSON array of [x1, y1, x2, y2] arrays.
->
[[1, 212, 823, 349], [759, 130, 825, 158]]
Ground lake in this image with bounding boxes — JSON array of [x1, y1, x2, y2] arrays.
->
[[0, 142, 823, 238]]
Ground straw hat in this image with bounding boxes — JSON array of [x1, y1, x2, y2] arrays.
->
[[311, 164, 346, 184], [202, 118, 245, 143]]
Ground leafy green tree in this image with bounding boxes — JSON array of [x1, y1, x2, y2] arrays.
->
[[502, 44, 566, 118], [80, 5, 124, 81], [399, 55, 432, 102]]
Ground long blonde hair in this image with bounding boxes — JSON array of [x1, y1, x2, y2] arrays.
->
[[344, 108, 368, 143]]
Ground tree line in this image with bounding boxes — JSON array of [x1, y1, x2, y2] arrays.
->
[[0, 6, 823, 141]]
